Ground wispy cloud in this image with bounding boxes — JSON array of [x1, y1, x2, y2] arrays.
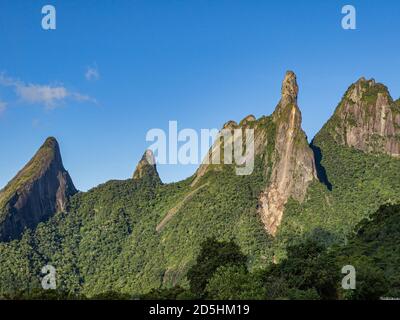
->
[[85, 65, 100, 81], [16, 84, 68, 106], [0, 73, 96, 109]]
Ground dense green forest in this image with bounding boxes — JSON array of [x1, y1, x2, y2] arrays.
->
[[1, 137, 400, 299], [3, 204, 400, 300], [1, 78, 400, 300], [275, 128, 400, 259], [0, 153, 274, 298]]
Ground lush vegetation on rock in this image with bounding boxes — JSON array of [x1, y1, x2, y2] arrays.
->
[[275, 126, 400, 259], [1, 78, 400, 300], [0, 152, 273, 297]]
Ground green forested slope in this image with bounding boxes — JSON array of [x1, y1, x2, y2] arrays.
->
[[0, 152, 273, 297], [1, 77, 399, 299], [277, 134, 400, 250], [2, 125, 399, 298]]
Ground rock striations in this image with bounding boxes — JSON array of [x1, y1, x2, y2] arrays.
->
[[0, 137, 77, 241], [257, 71, 317, 235], [2, 72, 398, 243], [320, 77, 400, 157]]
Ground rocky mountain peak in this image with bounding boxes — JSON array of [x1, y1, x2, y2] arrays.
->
[[239, 115, 256, 126], [42, 137, 62, 162], [133, 150, 162, 184], [0, 137, 77, 241], [345, 77, 389, 104], [273, 71, 302, 127], [222, 120, 238, 130], [258, 71, 317, 236], [280, 71, 299, 105], [191, 72, 317, 235], [324, 77, 400, 157]]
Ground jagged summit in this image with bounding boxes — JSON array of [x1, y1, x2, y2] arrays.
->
[[191, 71, 316, 235], [272, 71, 303, 127], [0, 137, 77, 241], [3, 73, 400, 297], [346, 77, 388, 102], [222, 120, 238, 130], [133, 150, 162, 185], [258, 71, 317, 235], [280, 70, 299, 105], [318, 76, 400, 157], [43, 136, 59, 150], [239, 115, 256, 126]]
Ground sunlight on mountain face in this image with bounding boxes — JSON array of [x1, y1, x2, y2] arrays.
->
[[1, 1, 400, 302]]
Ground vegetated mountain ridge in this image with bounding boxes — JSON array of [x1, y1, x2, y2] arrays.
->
[[0, 72, 399, 298], [0, 137, 77, 242], [192, 71, 317, 235], [276, 76, 400, 256]]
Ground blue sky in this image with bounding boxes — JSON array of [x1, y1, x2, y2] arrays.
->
[[0, 0, 399, 191]]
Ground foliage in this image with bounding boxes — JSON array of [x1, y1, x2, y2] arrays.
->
[[1, 107, 400, 300], [265, 240, 339, 300], [276, 128, 400, 257], [0, 151, 272, 297], [186, 238, 247, 298], [206, 265, 265, 300]]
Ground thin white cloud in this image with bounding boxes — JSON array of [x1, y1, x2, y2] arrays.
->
[[71, 92, 97, 103], [85, 65, 100, 81], [0, 73, 96, 108], [16, 84, 68, 107]]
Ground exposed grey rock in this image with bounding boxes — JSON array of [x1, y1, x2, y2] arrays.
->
[[133, 150, 162, 184], [0, 137, 77, 241], [325, 78, 400, 157], [258, 71, 317, 235]]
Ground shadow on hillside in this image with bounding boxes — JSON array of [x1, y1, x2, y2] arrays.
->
[[310, 143, 333, 191]]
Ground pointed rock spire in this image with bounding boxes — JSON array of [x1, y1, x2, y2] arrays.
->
[[191, 71, 317, 235], [258, 71, 317, 236], [280, 70, 299, 105], [133, 150, 162, 184], [0, 137, 77, 241], [273, 71, 302, 129]]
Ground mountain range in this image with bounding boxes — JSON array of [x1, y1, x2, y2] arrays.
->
[[0, 71, 399, 299]]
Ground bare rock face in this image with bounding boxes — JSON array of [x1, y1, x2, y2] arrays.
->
[[132, 150, 162, 185], [239, 114, 256, 126], [191, 116, 263, 187], [326, 78, 400, 157], [191, 71, 316, 235], [258, 71, 317, 235], [0, 137, 77, 241]]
